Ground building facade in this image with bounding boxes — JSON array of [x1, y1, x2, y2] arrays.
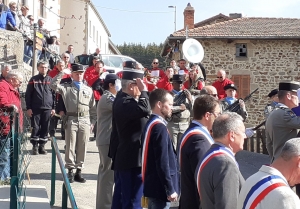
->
[[161, 3, 300, 126]]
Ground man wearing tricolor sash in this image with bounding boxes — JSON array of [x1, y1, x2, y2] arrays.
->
[[141, 89, 179, 209], [195, 112, 246, 209], [237, 138, 300, 209], [178, 95, 221, 209]]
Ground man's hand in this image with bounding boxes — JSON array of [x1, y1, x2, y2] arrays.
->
[[59, 111, 65, 117], [136, 78, 147, 92], [51, 109, 55, 116], [184, 89, 192, 101], [239, 99, 246, 110], [180, 104, 186, 111], [167, 192, 178, 202], [27, 109, 33, 117], [246, 128, 256, 138]]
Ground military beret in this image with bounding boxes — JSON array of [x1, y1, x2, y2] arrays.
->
[[279, 81, 300, 92], [267, 89, 278, 98], [71, 64, 84, 72], [224, 83, 237, 91], [122, 69, 144, 81]]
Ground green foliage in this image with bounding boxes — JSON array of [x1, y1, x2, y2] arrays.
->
[[117, 42, 166, 69]]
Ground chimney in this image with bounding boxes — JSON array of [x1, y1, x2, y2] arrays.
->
[[229, 13, 242, 19], [184, 3, 195, 30]]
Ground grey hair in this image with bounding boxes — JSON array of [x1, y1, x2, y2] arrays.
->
[[121, 79, 132, 90], [2, 64, 11, 72], [212, 112, 244, 139], [37, 61, 48, 68], [280, 138, 300, 161], [6, 70, 23, 81], [56, 59, 65, 64], [61, 52, 69, 57]]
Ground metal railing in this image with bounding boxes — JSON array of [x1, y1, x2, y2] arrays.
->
[[50, 136, 78, 209]]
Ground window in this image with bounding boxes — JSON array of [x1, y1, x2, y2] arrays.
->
[[93, 26, 95, 42], [40, 0, 45, 17], [236, 44, 247, 57], [96, 31, 98, 45], [231, 75, 250, 98], [89, 21, 91, 37]]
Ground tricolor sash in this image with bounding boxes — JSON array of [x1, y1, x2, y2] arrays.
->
[[178, 121, 214, 166], [141, 116, 164, 182], [242, 175, 288, 209], [195, 144, 238, 196]]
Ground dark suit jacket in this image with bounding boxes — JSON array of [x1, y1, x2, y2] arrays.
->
[[178, 123, 211, 209], [112, 91, 150, 170], [199, 144, 245, 209], [142, 114, 179, 201]]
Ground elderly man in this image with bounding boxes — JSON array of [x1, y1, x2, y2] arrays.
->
[[178, 95, 220, 209], [7, 1, 20, 31], [196, 112, 246, 209], [0, 64, 11, 80], [0, 1, 16, 30], [156, 67, 174, 91], [110, 65, 150, 209], [266, 81, 300, 161], [66, 45, 75, 64], [0, 70, 23, 181], [212, 69, 234, 99], [26, 61, 55, 155], [199, 85, 218, 99], [51, 64, 96, 183], [238, 138, 300, 209]]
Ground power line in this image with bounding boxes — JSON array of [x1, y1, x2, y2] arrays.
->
[[94, 5, 172, 14]]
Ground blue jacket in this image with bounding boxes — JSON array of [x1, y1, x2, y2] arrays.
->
[[141, 114, 180, 201], [0, 5, 15, 29]]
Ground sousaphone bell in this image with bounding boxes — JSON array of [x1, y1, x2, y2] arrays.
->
[[182, 38, 204, 63]]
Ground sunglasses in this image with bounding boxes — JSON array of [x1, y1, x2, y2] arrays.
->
[[64, 57, 70, 58], [216, 76, 223, 78], [153, 62, 158, 64]]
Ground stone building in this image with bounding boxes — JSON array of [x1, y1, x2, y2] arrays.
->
[[161, 3, 300, 126]]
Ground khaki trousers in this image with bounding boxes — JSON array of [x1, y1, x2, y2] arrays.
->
[[167, 121, 189, 151], [65, 119, 90, 169], [96, 145, 114, 209]]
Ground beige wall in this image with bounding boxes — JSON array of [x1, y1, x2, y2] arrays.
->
[[174, 39, 300, 125]]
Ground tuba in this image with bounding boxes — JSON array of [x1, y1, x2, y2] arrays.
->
[[182, 38, 204, 63]]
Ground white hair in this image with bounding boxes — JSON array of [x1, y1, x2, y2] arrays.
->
[[2, 64, 12, 72], [281, 138, 300, 161], [6, 70, 23, 81]]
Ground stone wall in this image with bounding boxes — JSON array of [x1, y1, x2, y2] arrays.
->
[[0, 30, 32, 92], [175, 39, 300, 126]]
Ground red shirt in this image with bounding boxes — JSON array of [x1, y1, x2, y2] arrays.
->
[[48, 68, 71, 79], [156, 76, 173, 91], [212, 78, 234, 100], [149, 68, 166, 79], [183, 80, 203, 90], [83, 67, 106, 101]]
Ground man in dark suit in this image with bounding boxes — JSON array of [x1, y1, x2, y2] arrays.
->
[[110, 62, 150, 209], [141, 89, 179, 208], [195, 112, 246, 209], [178, 95, 220, 209]]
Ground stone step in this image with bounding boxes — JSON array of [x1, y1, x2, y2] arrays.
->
[[0, 185, 50, 209]]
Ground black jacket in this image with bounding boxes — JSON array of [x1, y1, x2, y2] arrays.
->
[[110, 91, 150, 170], [178, 122, 212, 209], [25, 74, 55, 110]]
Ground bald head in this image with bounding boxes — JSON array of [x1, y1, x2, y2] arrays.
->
[[217, 69, 226, 82], [200, 86, 218, 99]]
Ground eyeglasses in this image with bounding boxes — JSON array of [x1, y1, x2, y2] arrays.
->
[[64, 57, 70, 58], [153, 62, 158, 64], [216, 76, 223, 78]]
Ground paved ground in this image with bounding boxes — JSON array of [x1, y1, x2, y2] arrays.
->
[[23, 127, 271, 209]]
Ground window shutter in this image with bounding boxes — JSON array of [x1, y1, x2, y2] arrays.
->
[[231, 75, 250, 98]]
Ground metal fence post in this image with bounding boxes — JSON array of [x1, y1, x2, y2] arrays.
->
[[10, 112, 19, 209], [62, 183, 68, 209], [50, 138, 56, 206]]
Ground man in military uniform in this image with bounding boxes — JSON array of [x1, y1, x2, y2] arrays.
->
[[220, 83, 248, 121], [265, 81, 300, 162], [168, 74, 192, 151], [264, 89, 279, 119], [110, 61, 151, 209], [50, 64, 96, 183]]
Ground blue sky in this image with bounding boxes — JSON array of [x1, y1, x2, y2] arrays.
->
[[93, 0, 300, 45]]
